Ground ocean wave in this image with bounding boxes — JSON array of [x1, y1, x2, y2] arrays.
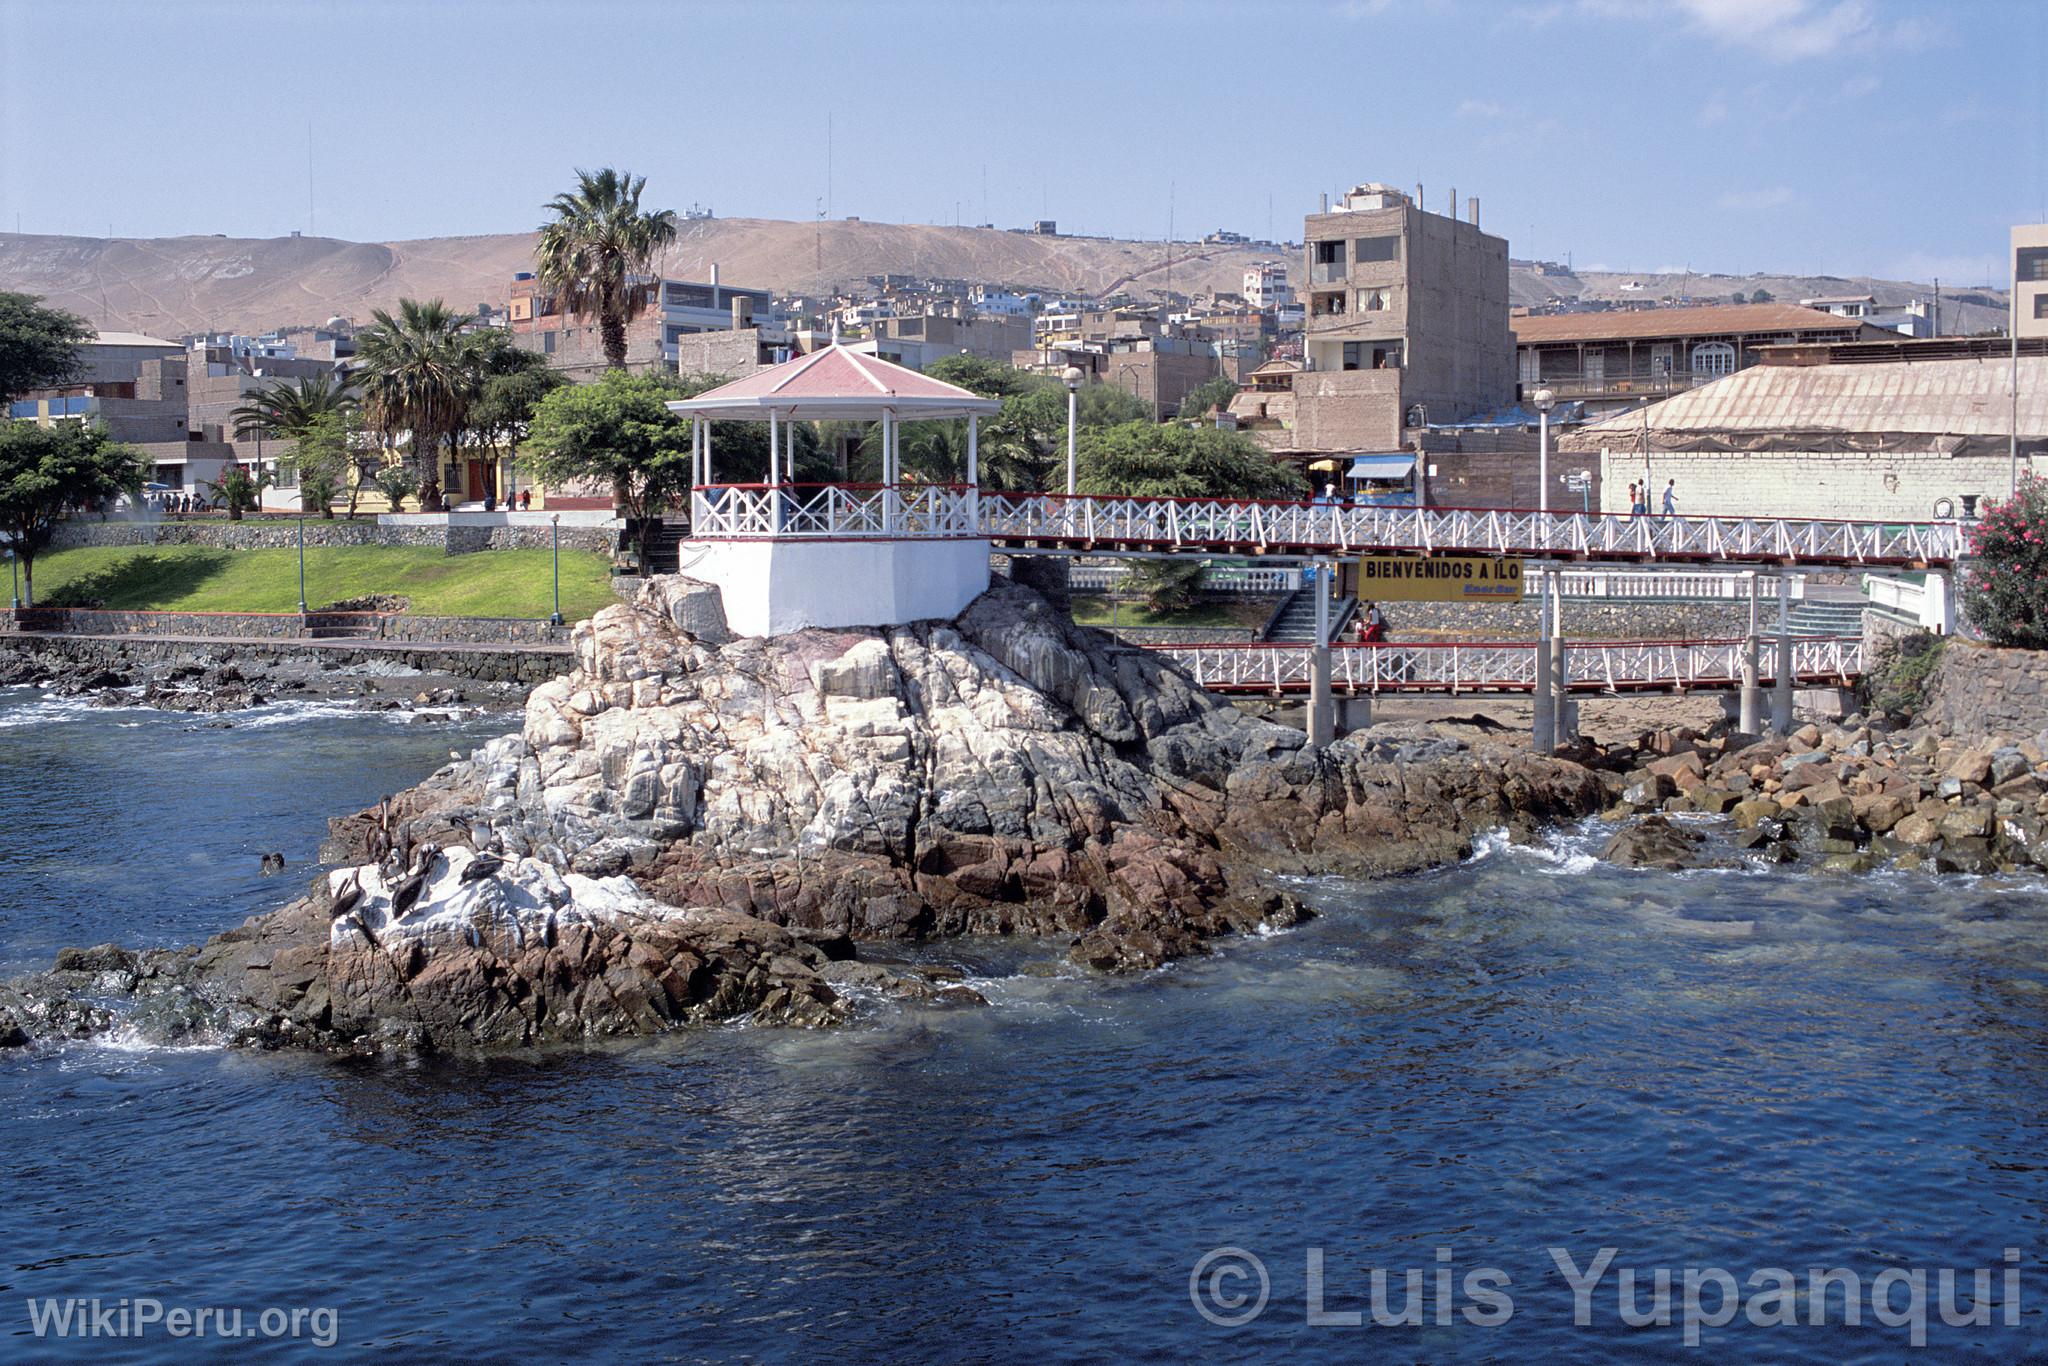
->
[[1467, 825, 1602, 875]]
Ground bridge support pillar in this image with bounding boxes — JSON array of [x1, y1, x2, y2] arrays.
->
[[1771, 572, 1796, 734], [1922, 570, 1955, 634], [1548, 573, 1571, 741], [1739, 571, 1763, 734], [1307, 562, 1335, 748], [1336, 696, 1374, 735], [1533, 565, 1556, 753]]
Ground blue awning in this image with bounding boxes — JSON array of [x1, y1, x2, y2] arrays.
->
[[1346, 453, 1416, 480]]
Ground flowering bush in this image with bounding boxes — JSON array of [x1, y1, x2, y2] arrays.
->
[[1962, 476, 2048, 647]]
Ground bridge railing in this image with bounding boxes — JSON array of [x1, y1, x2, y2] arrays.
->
[[1147, 636, 1864, 694], [1525, 568, 1805, 601], [686, 483, 1962, 568], [980, 493, 1960, 567]]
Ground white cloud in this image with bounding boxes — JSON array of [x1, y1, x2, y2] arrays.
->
[[1674, 0, 1873, 60], [1715, 186, 1797, 211]]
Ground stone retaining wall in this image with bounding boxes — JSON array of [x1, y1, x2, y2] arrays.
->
[[0, 633, 570, 686], [48, 519, 614, 555], [1920, 641, 2048, 743], [1347, 600, 1754, 642], [6, 607, 574, 646]]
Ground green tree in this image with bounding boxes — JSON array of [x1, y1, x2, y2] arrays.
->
[[1749, 288, 1774, 303], [1963, 476, 2048, 647], [285, 410, 352, 516], [228, 372, 356, 444], [471, 357, 568, 503], [0, 421, 146, 605], [0, 292, 92, 407], [1076, 421, 1308, 612], [1177, 376, 1239, 420], [370, 461, 418, 514], [353, 298, 480, 510], [535, 167, 679, 370], [200, 461, 274, 520], [522, 369, 696, 565]]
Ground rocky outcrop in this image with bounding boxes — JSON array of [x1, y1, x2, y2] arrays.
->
[[9, 577, 1605, 1054]]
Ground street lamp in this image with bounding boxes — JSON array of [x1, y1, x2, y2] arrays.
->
[[1063, 365, 1083, 497], [296, 515, 307, 615], [549, 513, 563, 626], [1532, 388, 1556, 515]]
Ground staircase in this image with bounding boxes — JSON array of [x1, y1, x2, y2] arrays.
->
[[1784, 599, 1865, 637], [1262, 588, 1358, 644], [303, 612, 379, 641], [640, 519, 689, 576]]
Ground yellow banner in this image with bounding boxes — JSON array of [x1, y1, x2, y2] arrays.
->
[[1357, 555, 1525, 602]]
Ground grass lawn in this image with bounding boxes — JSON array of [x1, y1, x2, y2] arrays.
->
[[1068, 595, 1273, 631], [24, 544, 623, 620]]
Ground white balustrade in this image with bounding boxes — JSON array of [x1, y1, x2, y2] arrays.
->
[[1146, 636, 1864, 695], [689, 484, 1962, 570]]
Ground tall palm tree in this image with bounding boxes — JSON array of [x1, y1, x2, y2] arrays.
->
[[535, 167, 679, 370], [228, 372, 355, 442], [352, 298, 480, 510]]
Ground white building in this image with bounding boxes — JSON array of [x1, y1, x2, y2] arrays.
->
[[1243, 261, 1294, 311]]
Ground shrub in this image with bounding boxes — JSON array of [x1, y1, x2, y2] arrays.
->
[[1859, 631, 1946, 719], [1962, 476, 2048, 647]]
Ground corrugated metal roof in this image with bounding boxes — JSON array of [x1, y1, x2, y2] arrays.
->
[[88, 331, 182, 349], [1576, 356, 2048, 438], [1511, 303, 1860, 346]]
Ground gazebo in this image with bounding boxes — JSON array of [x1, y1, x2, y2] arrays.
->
[[667, 345, 1003, 636]]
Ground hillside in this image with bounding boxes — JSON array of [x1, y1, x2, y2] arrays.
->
[[0, 217, 2011, 340], [1511, 262, 2010, 335], [0, 219, 1284, 337]]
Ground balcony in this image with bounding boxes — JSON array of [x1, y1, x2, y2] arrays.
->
[[1521, 372, 1699, 402]]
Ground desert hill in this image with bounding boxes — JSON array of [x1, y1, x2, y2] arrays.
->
[[0, 218, 1283, 337], [0, 216, 2011, 340]]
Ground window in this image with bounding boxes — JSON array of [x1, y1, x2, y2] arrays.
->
[[1690, 341, 1736, 377], [541, 331, 556, 355], [1518, 349, 1540, 385], [2036, 294, 2048, 320], [1651, 343, 1674, 377], [1341, 341, 1402, 371], [1359, 288, 1391, 311], [1354, 235, 1399, 263], [2018, 247, 2048, 283], [1313, 240, 1345, 266]]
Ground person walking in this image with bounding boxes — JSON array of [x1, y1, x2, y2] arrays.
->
[[1362, 601, 1386, 643], [1661, 479, 1676, 517], [1626, 482, 1638, 517]]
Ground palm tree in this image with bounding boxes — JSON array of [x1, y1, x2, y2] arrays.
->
[[228, 372, 355, 442], [353, 298, 481, 510], [535, 167, 679, 370]]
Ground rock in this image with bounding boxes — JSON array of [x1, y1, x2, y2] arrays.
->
[[1731, 798, 1782, 829], [1946, 749, 1995, 785], [1991, 749, 2032, 785], [1939, 806, 1994, 842], [1934, 838, 1998, 875], [11, 580, 1608, 1053], [1622, 775, 1676, 809], [1793, 723, 1823, 748], [1820, 852, 1876, 874], [1893, 812, 1942, 846], [1852, 793, 1910, 835], [1691, 788, 1739, 815], [1599, 815, 1707, 870]]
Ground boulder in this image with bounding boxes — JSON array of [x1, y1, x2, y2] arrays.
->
[[1599, 815, 1708, 871]]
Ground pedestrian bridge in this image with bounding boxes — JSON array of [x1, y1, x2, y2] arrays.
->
[[1146, 636, 1865, 696], [688, 484, 1962, 571]]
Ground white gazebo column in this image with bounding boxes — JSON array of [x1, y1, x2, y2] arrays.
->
[[881, 409, 896, 532], [768, 410, 781, 485], [966, 413, 979, 489]]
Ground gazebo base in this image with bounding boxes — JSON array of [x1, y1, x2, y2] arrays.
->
[[678, 538, 993, 637]]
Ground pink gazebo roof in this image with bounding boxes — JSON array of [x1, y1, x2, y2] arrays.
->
[[667, 344, 1002, 422]]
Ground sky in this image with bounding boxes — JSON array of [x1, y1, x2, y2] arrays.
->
[[1, 0, 2044, 285]]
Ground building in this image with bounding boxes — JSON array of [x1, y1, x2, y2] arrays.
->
[[509, 267, 790, 379], [1243, 261, 1294, 312], [1511, 302, 1891, 418], [2016, 225, 2048, 341], [4, 332, 252, 491], [1293, 182, 1515, 453], [968, 286, 1037, 318], [1558, 334, 2048, 520], [861, 313, 1033, 370], [1801, 293, 1936, 338], [1101, 336, 1230, 417]]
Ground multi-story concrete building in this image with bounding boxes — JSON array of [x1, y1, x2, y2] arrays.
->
[[2016, 225, 2048, 341], [1293, 183, 1515, 453], [862, 313, 1033, 371], [510, 267, 790, 379], [1243, 260, 1293, 311], [4, 332, 249, 491]]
